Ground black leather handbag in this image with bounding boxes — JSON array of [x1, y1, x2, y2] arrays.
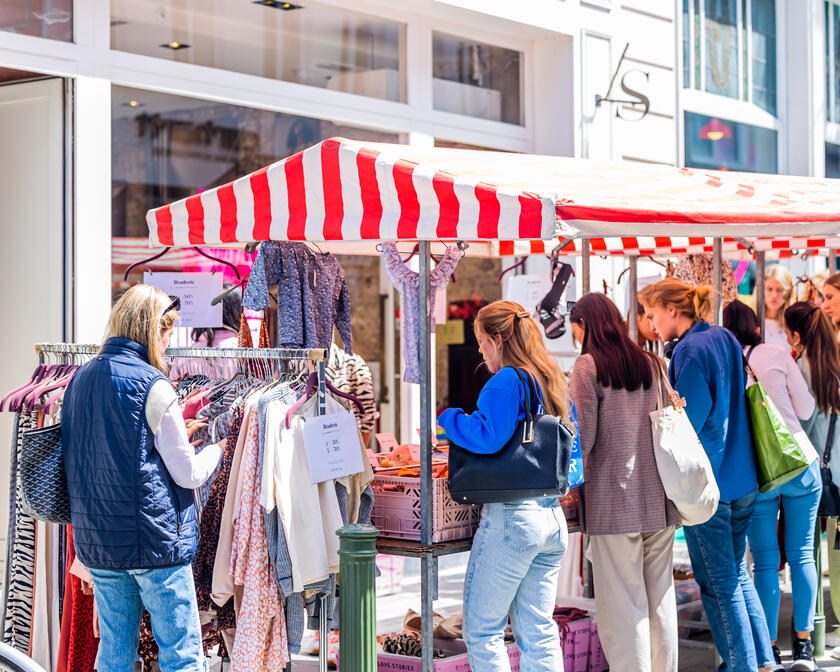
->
[[447, 368, 574, 504], [19, 424, 71, 524]]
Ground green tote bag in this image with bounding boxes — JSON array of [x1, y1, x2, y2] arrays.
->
[[744, 347, 811, 493]]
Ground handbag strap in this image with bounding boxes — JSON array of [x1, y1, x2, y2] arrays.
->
[[512, 368, 536, 442], [743, 346, 759, 385], [653, 359, 686, 411], [824, 413, 838, 469]]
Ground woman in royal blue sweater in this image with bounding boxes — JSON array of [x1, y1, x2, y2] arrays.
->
[[641, 278, 775, 672], [438, 300, 574, 672]]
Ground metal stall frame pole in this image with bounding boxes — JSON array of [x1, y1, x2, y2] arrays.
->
[[831, 249, 838, 274], [712, 238, 722, 325], [418, 241, 436, 672], [581, 240, 591, 295], [628, 256, 639, 343], [756, 252, 766, 341], [316, 357, 330, 672]]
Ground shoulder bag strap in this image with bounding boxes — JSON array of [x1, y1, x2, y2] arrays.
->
[[513, 368, 536, 443], [742, 348, 758, 385]]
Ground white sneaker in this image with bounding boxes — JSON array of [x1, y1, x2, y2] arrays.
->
[[832, 644, 840, 660]]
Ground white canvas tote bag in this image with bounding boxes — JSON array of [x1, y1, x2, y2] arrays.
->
[[649, 366, 720, 526]]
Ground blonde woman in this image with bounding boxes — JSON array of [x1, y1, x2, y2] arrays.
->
[[438, 300, 572, 672], [640, 279, 775, 672], [62, 285, 224, 672], [764, 265, 796, 348]]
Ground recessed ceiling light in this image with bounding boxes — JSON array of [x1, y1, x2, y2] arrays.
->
[[253, 0, 302, 9], [121, 100, 145, 108], [161, 41, 190, 50]]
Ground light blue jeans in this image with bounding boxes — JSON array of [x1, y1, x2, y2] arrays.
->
[[463, 498, 568, 672], [748, 460, 822, 640], [89, 563, 206, 672]]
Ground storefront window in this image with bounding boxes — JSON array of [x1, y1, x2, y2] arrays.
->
[[683, 0, 777, 115], [1, 0, 72, 41], [111, 85, 400, 293], [705, 0, 739, 99], [110, 1, 405, 103], [432, 33, 523, 126], [684, 111, 777, 173], [683, 0, 691, 87], [751, 0, 776, 115], [828, 1, 840, 122], [828, 142, 840, 178]]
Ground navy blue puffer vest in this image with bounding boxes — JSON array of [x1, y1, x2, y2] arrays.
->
[[62, 337, 198, 570]]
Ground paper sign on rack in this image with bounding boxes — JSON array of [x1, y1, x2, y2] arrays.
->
[[143, 272, 222, 328], [303, 410, 365, 484]]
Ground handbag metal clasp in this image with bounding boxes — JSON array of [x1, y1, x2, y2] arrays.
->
[[523, 421, 535, 444]]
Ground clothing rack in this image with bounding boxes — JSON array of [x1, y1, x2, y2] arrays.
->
[[32, 343, 331, 672]]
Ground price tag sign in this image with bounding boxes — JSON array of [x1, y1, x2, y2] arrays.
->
[[375, 433, 399, 452], [143, 272, 222, 328], [303, 411, 364, 484]]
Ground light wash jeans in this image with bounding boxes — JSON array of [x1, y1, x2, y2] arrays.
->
[[684, 492, 775, 671], [89, 563, 206, 672], [463, 498, 568, 672], [748, 460, 822, 640]]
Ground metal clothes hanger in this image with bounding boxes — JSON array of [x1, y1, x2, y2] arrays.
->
[[124, 247, 242, 281]]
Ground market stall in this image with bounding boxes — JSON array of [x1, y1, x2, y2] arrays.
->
[[140, 136, 840, 672]]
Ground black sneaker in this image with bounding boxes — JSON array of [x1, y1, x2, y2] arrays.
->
[[768, 644, 784, 672], [791, 637, 816, 671]]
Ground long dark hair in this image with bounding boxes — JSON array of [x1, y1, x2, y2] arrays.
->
[[722, 300, 761, 348], [785, 301, 840, 415], [569, 293, 654, 391]]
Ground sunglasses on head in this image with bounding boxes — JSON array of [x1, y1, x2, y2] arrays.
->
[[162, 295, 180, 319]]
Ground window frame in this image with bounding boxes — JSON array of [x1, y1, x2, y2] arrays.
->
[[684, 0, 778, 116]]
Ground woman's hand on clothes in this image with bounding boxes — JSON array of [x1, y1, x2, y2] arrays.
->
[[185, 418, 208, 447], [185, 418, 208, 437]]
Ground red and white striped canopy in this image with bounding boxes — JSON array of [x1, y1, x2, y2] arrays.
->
[[147, 137, 840, 248], [495, 236, 840, 259]]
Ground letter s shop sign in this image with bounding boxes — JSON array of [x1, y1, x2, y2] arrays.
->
[[595, 43, 651, 121]]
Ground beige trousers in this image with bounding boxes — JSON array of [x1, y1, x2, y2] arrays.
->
[[589, 526, 678, 672]]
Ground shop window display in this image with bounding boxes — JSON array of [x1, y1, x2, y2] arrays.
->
[[684, 111, 777, 173], [828, 142, 840, 178], [432, 32, 523, 126], [111, 85, 399, 294], [1, 0, 72, 41], [682, 0, 777, 115], [109, 0, 405, 102]]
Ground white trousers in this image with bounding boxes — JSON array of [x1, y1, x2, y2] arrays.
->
[[589, 526, 679, 672]]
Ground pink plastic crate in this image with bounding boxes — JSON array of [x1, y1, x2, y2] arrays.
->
[[339, 640, 520, 672], [587, 622, 609, 672], [371, 473, 480, 543]]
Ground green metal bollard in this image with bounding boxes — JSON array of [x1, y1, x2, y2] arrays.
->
[[815, 518, 826, 657], [338, 524, 379, 672]]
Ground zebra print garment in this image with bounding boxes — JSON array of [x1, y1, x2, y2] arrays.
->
[[3, 412, 37, 652], [326, 343, 378, 435]]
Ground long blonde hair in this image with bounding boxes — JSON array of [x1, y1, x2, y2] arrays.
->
[[639, 278, 713, 324], [474, 300, 571, 424], [765, 265, 795, 328], [103, 284, 178, 373]]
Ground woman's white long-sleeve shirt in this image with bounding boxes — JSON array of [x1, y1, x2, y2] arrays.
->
[[145, 379, 222, 489]]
